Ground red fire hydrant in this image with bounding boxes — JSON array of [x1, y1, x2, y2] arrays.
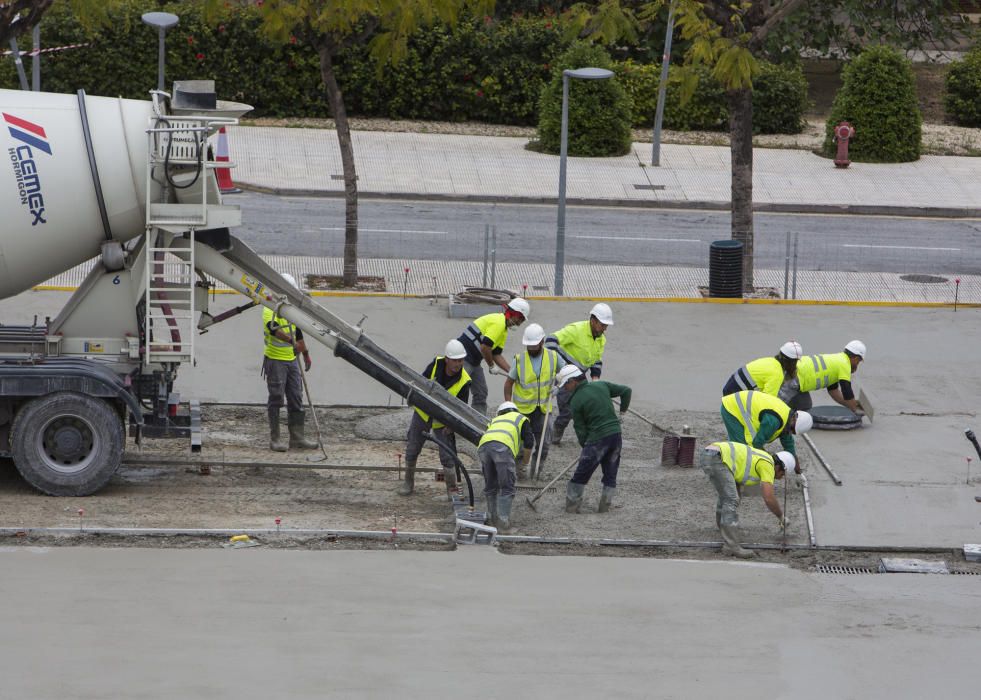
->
[[833, 121, 855, 169]]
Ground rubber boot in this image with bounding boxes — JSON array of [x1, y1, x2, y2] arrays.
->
[[287, 411, 319, 449], [719, 524, 756, 559], [597, 486, 616, 513], [397, 459, 416, 496], [551, 425, 565, 446], [497, 494, 514, 534], [565, 481, 585, 513], [268, 407, 288, 452], [485, 493, 499, 528], [516, 462, 528, 482], [434, 466, 459, 502]]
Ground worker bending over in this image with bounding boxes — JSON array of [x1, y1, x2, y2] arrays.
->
[[556, 365, 631, 514], [720, 390, 812, 460], [456, 297, 529, 417], [545, 303, 613, 445], [503, 323, 565, 478], [700, 442, 796, 558], [262, 273, 318, 452], [477, 401, 536, 533], [780, 340, 866, 414], [723, 341, 803, 397], [397, 339, 471, 498]]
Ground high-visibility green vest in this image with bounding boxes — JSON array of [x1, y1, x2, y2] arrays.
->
[[553, 320, 605, 370], [478, 410, 528, 457], [414, 357, 471, 429], [721, 390, 791, 444], [511, 349, 558, 414], [263, 306, 296, 361], [796, 352, 851, 393], [733, 357, 787, 396], [460, 312, 507, 356], [708, 441, 776, 486]]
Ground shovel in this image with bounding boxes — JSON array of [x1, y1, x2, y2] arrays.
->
[[525, 457, 580, 512]]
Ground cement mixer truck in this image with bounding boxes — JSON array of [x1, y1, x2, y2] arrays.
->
[[0, 82, 486, 496]]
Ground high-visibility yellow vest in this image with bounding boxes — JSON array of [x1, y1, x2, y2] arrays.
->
[[478, 410, 528, 457], [414, 357, 471, 429], [796, 352, 851, 393], [721, 390, 791, 444], [553, 320, 605, 369], [732, 357, 787, 396], [511, 349, 558, 414], [708, 441, 776, 486], [263, 306, 296, 361], [460, 312, 507, 355]]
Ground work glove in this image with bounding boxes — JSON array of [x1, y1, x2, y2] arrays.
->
[[294, 339, 308, 355], [303, 352, 312, 372], [794, 472, 807, 490], [776, 515, 791, 532]]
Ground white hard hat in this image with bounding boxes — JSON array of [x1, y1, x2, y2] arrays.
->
[[775, 451, 796, 472], [444, 339, 467, 360], [844, 340, 866, 358], [522, 323, 545, 346], [556, 365, 584, 388], [780, 341, 803, 360], [497, 401, 519, 414], [281, 273, 298, 289], [590, 302, 613, 326], [507, 297, 530, 318], [793, 411, 813, 434]]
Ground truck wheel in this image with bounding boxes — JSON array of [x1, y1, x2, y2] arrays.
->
[[11, 392, 124, 496]]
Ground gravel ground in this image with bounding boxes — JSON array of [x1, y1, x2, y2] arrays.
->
[[242, 116, 981, 157]]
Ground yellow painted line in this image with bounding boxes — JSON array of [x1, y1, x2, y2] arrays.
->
[[29, 286, 980, 309]]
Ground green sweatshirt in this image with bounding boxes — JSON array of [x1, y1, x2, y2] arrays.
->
[[569, 380, 632, 446], [721, 406, 796, 457]]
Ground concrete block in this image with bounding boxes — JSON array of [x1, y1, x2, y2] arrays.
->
[[878, 558, 949, 574]]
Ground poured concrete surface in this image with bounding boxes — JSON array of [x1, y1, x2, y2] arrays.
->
[[0, 546, 978, 699]]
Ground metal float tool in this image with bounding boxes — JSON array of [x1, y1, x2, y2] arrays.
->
[[525, 457, 579, 512], [858, 387, 875, 424]]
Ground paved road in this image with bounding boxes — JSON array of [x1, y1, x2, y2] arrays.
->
[[232, 192, 981, 275]]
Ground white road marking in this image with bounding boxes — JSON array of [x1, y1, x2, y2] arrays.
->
[[571, 235, 701, 243], [320, 227, 448, 235], [842, 244, 960, 252]]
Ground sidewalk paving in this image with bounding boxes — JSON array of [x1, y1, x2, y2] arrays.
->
[[231, 125, 981, 217]]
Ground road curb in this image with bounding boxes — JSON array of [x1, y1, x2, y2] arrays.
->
[[235, 183, 981, 218]]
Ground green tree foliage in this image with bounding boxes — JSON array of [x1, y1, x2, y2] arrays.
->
[[534, 42, 633, 156], [823, 46, 921, 163], [945, 47, 981, 128]]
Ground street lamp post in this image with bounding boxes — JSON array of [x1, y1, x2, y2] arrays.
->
[[554, 67, 614, 297], [141, 12, 180, 92]]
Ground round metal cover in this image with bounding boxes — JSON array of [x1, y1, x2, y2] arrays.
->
[[810, 405, 863, 430], [900, 274, 948, 284]]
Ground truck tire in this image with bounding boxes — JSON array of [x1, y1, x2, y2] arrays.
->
[[11, 392, 124, 496]]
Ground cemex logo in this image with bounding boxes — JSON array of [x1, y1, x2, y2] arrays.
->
[[4, 112, 51, 226]]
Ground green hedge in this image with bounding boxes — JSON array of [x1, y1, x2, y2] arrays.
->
[[823, 46, 922, 162], [534, 43, 633, 156], [945, 48, 981, 127], [1, 0, 806, 134]]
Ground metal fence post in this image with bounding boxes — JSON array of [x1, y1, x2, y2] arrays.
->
[[490, 225, 498, 289], [784, 231, 791, 300], [482, 224, 490, 287], [792, 232, 799, 300]]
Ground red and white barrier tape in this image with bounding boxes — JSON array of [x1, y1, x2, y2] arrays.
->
[[2, 42, 89, 57]]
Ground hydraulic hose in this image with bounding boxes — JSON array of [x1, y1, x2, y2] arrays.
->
[[423, 430, 475, 509]]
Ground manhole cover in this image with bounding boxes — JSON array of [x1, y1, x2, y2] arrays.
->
[[810, 405, 863, 430], [900, 274, 948, 284]]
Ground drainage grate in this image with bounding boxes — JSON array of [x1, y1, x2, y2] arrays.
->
[[633, 184, 666, 191], [950, 569, 981, 576], [900, 274, 948, 284], [815, 564, 878, 575]]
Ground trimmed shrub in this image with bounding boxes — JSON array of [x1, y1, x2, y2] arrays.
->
[[752, 62, 809, 134], [823, 46, 922, 162], [534, 42, 633, 156], [944, 48, 981, 127]]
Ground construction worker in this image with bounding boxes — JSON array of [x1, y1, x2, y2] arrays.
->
[[397, 339, 472, 498], [477, 401, 536, 533], [722, 341, 803, 397], [262, 273, 318, 452], [781, 340, 866, 414], [456, 297, 530, 417], [720, 389, 812, 459], [545, 302, 613, 445], [503, 322, 565, 479], [556, 365, 631, 514], [700, 442, 796, 558]]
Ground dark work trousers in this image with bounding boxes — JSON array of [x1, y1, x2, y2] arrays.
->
[[478, 442, 516, 502], [404, 411, 459, 471], [264, 357, 303, 412], [463, 360, 489, 417], [523, 407, 550, 466], [570, 433, 623, 488], [552, 385, 573, 435]]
